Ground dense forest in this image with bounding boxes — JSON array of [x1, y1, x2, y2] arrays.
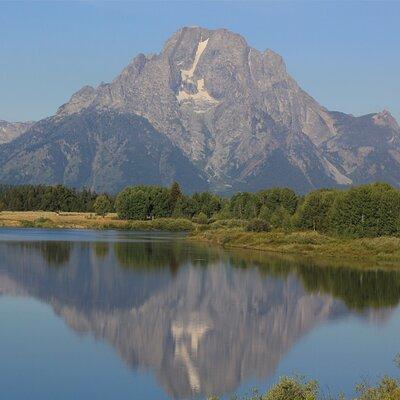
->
[[1, 182, 400, 238]]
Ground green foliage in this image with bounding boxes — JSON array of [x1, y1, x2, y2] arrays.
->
[[193, 212, 209, 225], [230, 192, 259, 219], [295, 183, 400, 238], [264, 376, 318, 400], [115, 185, 172, 220], [270, 206, 293, 231], [297, 189, 340, 232], [169, 181, 182, 211], [330, 183, 400, 237], [209, 219, 246, 229], [0, 184, 97, 212], [172, 195, 196, 218], [257, 188, 298, 215], [3, 182, 400, 239], [207, 376, 318, 400], [192, 192, 223, 217], [229, 188, 298, 232], [127, 218, 194, 231], [93, 194, 113, 216], [259, 204, 273, 221], [246, 218, 271, 232], [116, 186, 149, 220], [207, 373, 400, 399], [212, 199, 232, 220], [356, 376, 400, 400]]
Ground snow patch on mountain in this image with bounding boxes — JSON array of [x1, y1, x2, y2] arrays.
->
[[181, 38, 209, 82]]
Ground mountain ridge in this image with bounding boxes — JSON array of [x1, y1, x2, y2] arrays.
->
[[0, 119, 34, 144], [0, 26, 399, 193]]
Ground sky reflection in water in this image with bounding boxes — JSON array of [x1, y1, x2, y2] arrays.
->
[[0, 228, 399, 400]]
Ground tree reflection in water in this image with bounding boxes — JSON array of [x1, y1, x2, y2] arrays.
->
[[0, 235, 399, 399]]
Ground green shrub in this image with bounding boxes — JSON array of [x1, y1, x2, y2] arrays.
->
[[264, 376, 318, 400], [20, 217, 55, 228], [128, 218, 194, 231], [209, 219, 246, 229], [245, 218, 271, 232], [356, 376, 400, 400], [20, 220, 35, 228], [207, 371, 400, 400], [207, 376, 318, 400], [193, 212, 209, 225]]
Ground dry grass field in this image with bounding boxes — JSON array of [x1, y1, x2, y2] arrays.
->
[[0, 211, 195, 231], [0, 211, 126, 229]]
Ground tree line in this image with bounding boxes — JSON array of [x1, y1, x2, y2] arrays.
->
[[1, 182, 400, 238], [0, 184, 98, 213]]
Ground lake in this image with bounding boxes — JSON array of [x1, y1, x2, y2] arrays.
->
[[0, 228, 399, 399]]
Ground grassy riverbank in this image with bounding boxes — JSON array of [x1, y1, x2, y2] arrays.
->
[[190, 225, 400, 267], [2, 211, 400, 267], [0, 211, 195, 231]]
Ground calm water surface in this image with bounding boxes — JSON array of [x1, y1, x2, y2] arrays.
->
[[0, 228, 399, 399]]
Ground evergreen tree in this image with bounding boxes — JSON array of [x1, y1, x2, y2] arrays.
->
[[169, 181, 182, 213]]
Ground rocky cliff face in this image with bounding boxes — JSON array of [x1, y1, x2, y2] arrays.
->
[[1, 26, 399, 193], [322, 110, 400, 187], [0, 111, 207, 193], [0, 120, 34, 144]]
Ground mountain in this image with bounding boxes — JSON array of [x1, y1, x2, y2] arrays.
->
[[1, 26, 399, 193], [0, 111, 207, 193], [0, 119, 34, 144]]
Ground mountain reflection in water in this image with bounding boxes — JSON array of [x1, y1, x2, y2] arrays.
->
[[0, 230, 399, 399]]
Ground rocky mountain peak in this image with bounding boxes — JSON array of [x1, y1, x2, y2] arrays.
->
[[57, 85, 96, 117], [373, 109, 399, 130], [0, 26, 399, 193]]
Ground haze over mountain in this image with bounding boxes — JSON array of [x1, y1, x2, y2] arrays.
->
[[1, 26, 399, 193]]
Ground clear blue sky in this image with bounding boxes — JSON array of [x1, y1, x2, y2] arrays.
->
[[1, 1, 399, 122]]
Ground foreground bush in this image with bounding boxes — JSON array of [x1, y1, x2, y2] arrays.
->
[[208, 376, 318, 400], [207, 373, 400, 399], [193, 212, 209, 225], [356, 377, 400, 400], [264, 376, 318, 400]]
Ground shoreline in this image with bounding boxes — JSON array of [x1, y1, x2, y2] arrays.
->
[[189, 228, 400, 269], [1, 211, 400, 268], [0, 211, 194, 231]]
